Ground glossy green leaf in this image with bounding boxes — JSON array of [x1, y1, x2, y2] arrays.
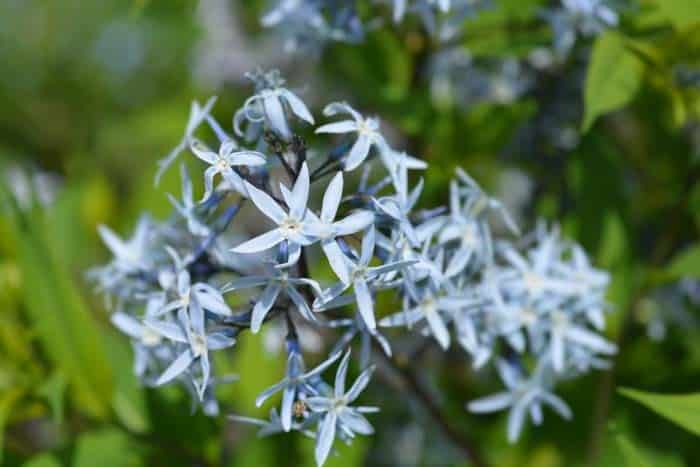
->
[[582, 32, 644, 132], [619, 387, 700, 436]]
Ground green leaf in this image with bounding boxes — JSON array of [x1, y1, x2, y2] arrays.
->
[[666, 244, 700, 278], [0, 186, 113, 419], [37, 372, 67, 426], [23, 453, 63, 467], [616, 434, 652, 467], [0, 388, 24, 464], [582, 32, 644, 132], [104, 332, 150, 433], [652, 0, 700, 30], [618, 387, 700, 436], [72, 429, 142, 467]]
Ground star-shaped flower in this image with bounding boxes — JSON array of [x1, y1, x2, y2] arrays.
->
[[302, 171, 375, 283], [231, 162, 315, 264], [306, 351, 377, 467], [222, 262, 321, 333], [189, 138, 266, 200]]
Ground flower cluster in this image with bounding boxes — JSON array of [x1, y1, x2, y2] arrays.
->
[[92, 70, 615, 465]]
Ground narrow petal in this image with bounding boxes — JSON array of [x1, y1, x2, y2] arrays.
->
[[565, 326, 617, 354], [202, 166, 218, 202], [206, 332, 236, 350], [360, 226, 375, 266], [231, 229, 285, 254], [97, 225, 129, 260], [338, 408, 374, 435], [333, 211, 374, 236], [222, 276, 270, 292], [281, 386, 296, 432], [111, 312, 143, 340], [344, 134, 372, 171], [321, 172, 343, 222], [228, 151, 266, 166], [282, 89, 314, 124], [551, 331, 565, 372], [315, 412, 337, 467], [335, 351, 352, 398], [251, 284, 281, 333], [467, 392, 513, 413], [507, 401, 528, 443], [145, 319, 188, 343], [301, 351, 342, 380], [425, 309, 450, 350], [322, 240, 351, 284], [290, 163, 310, 219], [245, 182, 287, 224], [263, 94, 291, 140], [346, 367, 374, 403], [156, 350, 195, 386], [189, 139, 217, 164], [354, 279, 376, 330], [255, 379, 289, 408], [315, 120, 357, 134]]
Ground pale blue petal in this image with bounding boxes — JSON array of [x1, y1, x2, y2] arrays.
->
[[231, 229, 285, 254], [156, 349, 195, 385], [344, 134, 372, 171], [354, 279, 376, 330], [346, 366, 373, 403], [321, 172, 343, 222], [335, 351, 352, 398], [333, 211, 374, 236], [145, 319, 188, 343], [281, 89, 314, 124], [251, 283, 281, 333], [245, 182, 287, 224], [315, 412, 337, 467], [468, 392, 513, 413], [315, 120, 357, 134]]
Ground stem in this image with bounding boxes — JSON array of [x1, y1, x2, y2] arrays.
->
[[586, 166, 698, 464], [373, 347, 488, 467]]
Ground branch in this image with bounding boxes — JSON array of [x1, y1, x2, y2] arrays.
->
[[373, 347, 488, 467]]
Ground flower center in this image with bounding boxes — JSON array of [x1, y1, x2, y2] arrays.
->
[[191, 333, 207, 357], [141, 327, 162, 346], [523, 272, 544, 295], [280, 217, 301, 237]]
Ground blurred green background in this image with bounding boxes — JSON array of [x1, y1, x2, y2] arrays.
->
[[1, 0, 700, 466]]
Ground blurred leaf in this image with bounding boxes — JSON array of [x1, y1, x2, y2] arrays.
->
[[666, 243, 700, 278], [104, 332, 150, 434], [652, 0, 700, 30], [23, 453, 63, 467], [1, 186, 113, 418], [37, 372, 67, 426], [0, 387, 24, 464], [72, 428, 142, 467], [618, 387, 700, 436], [615, 434, 652, 467], [583, 32, 644, 132]]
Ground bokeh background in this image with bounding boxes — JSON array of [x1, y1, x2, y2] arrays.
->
[[1, 1, 699, 466]]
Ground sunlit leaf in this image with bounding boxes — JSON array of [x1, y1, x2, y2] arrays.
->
[[619, 387, 700, 436], [582, 32, 644, 132]]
